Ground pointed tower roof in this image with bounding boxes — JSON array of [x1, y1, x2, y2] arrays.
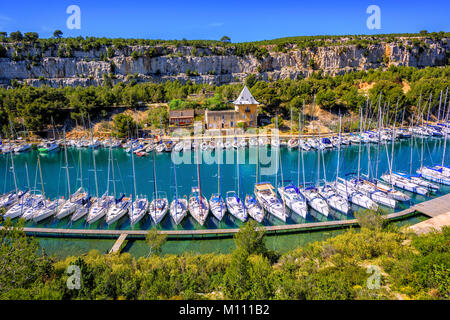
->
[[232, 85, 260, 105]]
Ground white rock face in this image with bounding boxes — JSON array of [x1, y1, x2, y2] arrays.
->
[[0, 39, 448, 87]]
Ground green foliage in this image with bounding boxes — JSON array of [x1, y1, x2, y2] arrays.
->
[[0, 218, 55, 299], [53, 30, 63, 39], [316, 88, 337, 109], [220, 36, 231, 43], [204, 93, 229, 110], [9, 31, 23, 42], [147, 105, 169, 128], [354, 208, 386, 230], [146, 228, 167, 256], [112, 113, 138, 138], [24, 32, 39, 43]]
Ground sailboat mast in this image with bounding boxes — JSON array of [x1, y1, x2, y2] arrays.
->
[[375, 95, 382, 179], [152, 139, 158, 201], [63, 130, 71, 199], [336, 114, 341, 182], [389, 99, 399, 185], [410, 114, 414, 176], [8, 121, 18, 194], [89, 116, 99, 200], [131, 136, 137, 201], [275, 113, 279, 188], [442, 100, 449, 168], [106, 144, 111, 196], [437, 90, 443, 123], [357, 107, 362, 181], [196, 146, 203, 209], [79, 149, 83, 190], [25, 162, 30, 191], [301, 101, 306, 188], [297, 106, 301, 186], [237, 147, 240, 198], [37, 156, 45, 200]]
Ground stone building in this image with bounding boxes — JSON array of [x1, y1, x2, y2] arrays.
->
[[205, 86, 259, 129]]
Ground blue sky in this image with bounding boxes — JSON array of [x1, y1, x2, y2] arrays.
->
[[0, 0, 448, 42]]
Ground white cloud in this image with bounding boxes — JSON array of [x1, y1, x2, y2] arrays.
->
[[208, 22, 224, 27]]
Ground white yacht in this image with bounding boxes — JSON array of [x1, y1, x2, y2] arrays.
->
[[335, 178, 378, 210], [170, 197, 188, 225], [318, 183, 349, 215], [226, 191, 247, 222], [105, 196, 131, 224], [277, 183, 308, 218], [129, 197, 149, 225], [188, 188, 209, 226], [254, 183, 287, 222], [209, 193, 227, 221], [149, 193, 169, 225], [244, 194, 264, 223], [299, 185, 329, 217]]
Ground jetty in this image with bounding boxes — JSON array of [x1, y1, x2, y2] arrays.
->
[[1, 193, 449, 253]]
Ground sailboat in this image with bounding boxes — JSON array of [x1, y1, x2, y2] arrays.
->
[[209, 148, 226, 221], [149, 140, 168, 224], [0, 126, 25, 210], [226, 147, 247, 222], [278, 107, 308, 218], [245, 140, 264, 223], [382, 113, 433, 195], [170, 161, 188, 225], [189, 147, 209, 225], [31, 156, 65, 222], [56, 148, 87, 219], [38, 117, 59, 154], [129, 132, 149, 226], [5, 163, 32, 219], [349, 105, 397, 208], [255, 113, 287, 222], [375, 104, 411, 202], [318, 116, 350, 214], [298, 98, 330, 217], [417, 95, 450, 185], [86, 145, 115, 224]]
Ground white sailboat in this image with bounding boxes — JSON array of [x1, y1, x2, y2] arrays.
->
[[209, 149, 226, 221], [317, 117, 349, 214], [170, 161, 188, 225], [128, 136, 149, 226], [149, 143, 168, 224], [254, 183, 286, 222], [226, 148, 247, 222], [189, 147, 209, 225], [278, 108, 308, 218]]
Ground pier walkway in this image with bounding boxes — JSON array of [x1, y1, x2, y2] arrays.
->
[[1, 193, 449, 253], [109, 233, 128, 254]]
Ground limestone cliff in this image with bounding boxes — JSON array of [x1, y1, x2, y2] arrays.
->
[[0, 37, 448, 88]]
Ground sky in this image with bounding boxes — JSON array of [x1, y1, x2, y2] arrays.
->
[[0, 0, 449, 42]]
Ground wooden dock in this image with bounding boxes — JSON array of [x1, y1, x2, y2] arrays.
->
[[1, 194, 449, 246], [109, 233, 128, 254]]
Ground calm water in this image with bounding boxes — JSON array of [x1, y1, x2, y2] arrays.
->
[[36, 213, 430, 259], [1, 136, 449, 232]]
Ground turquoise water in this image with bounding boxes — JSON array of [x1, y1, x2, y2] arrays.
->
[[35, 213, 429, 258], [1, 136, 449, 232]]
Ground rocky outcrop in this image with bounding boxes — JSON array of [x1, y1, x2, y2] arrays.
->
[[0, 38, 448, 88]]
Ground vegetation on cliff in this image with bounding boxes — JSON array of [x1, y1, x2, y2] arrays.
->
[[0, 65, 448, 135]]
